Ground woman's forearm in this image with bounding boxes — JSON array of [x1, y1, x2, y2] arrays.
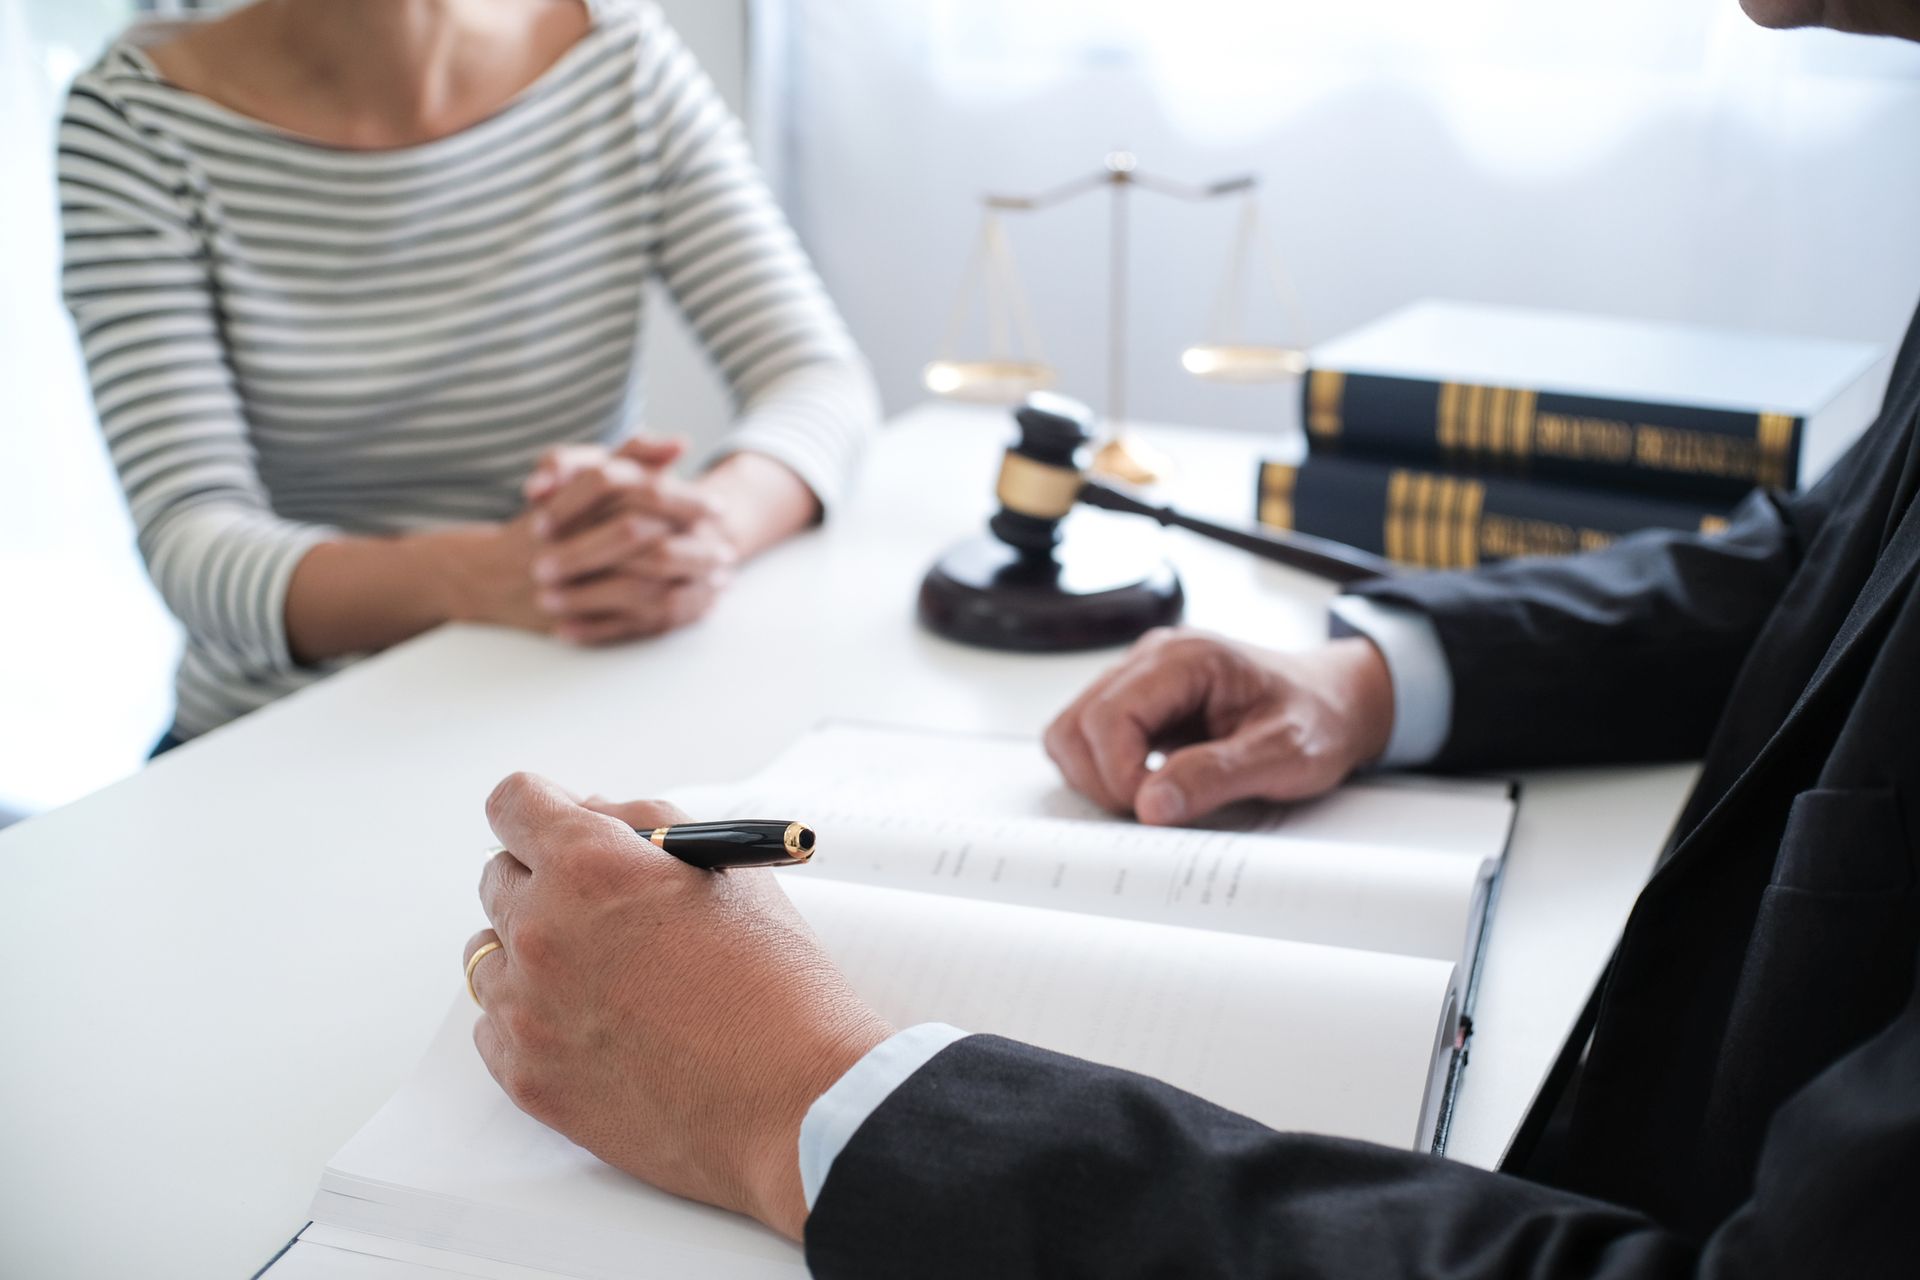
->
[[698, 452, 823, 561], [284, 454, 812, 665], [284, 520, 542, 664]]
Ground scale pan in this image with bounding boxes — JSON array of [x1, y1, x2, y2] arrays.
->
[[923, 359, 1058, 404], [1180, 344, 1309, 384]]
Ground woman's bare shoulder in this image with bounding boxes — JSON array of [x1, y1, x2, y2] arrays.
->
[[140, 5, 266, 97]]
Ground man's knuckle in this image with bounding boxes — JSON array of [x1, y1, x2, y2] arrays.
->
[[519, 1017, 559, 1057], [1256, 717, 1310, 757], [501, 1004, 546, 1047], [486, 772, 535, 820], [1199, 741, 1244, 780], [502, 1064, 551, 1115], [512, 921, 552, 969], [627, 799, 685, 828], [1082, 692, 1130, 740], [1160, 632, 1214, 663]]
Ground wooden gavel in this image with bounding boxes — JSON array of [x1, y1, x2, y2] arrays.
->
[[990, 394, 1395, 586]]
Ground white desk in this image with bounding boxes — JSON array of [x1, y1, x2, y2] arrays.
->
[[0, 404, 1696, 1279]]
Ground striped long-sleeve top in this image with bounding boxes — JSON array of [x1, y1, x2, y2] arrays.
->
[[57, 0, 878, 740]]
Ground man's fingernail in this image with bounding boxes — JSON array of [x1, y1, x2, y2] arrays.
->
[[533, 515, 552, 539], [533, 559, 559, 583], [538, 592, 565, 612], [1139, 779, 1187, 824]]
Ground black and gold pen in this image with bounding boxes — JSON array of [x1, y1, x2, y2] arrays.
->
[[641, 820, 816, 870]]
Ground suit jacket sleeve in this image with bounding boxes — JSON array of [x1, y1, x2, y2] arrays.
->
[[1342, 412, 1880, 770], [803, 952, 1920, 1279]]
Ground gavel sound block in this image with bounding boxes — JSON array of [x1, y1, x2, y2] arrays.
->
[[917, 396, 1183, 652], [916, 395, 1393, 653]]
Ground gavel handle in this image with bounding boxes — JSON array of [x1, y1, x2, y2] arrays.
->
[[1079, 480, 1396, 586]]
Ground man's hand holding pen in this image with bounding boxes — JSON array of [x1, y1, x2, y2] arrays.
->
[[463, 774, 894, 1242], [461, 630, 1395, 1241]]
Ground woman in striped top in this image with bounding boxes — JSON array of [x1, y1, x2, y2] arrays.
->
[[57, 0, 879, 741]]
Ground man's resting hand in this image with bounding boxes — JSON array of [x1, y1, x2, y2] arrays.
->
[[1044, 629, 1395, 825]]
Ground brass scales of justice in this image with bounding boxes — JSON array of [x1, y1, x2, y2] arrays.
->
[[916, 151, 1394, 653]]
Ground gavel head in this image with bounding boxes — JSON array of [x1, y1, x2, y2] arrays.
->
[[989, 393, 1095, 557]]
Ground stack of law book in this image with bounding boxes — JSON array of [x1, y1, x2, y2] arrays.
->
[[1256, 300, 1885, 569], [262, 723, 1517, 1279]]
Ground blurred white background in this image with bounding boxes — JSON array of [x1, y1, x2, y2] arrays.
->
[[4, 0, 1919, 815], [762, 0, 1920, 433]]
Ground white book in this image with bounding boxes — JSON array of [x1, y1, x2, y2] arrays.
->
[[267, 724, 1517, 1279]]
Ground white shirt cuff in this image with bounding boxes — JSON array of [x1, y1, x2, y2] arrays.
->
[[1329, 596, 1454, 768], [797, 1022, 970, 1209]]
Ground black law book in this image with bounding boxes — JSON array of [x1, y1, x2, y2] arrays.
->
[[1256, 455, 1732, 570], [1303, 302, 1884, 504]]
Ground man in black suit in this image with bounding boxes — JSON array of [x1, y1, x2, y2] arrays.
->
[[459, 1, 1920, 1274]]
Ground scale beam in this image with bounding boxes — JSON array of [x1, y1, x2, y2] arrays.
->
[[927, 152, 1310, 423], [982, 164, 1258, 213]]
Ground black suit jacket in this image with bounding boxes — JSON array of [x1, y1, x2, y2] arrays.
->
[[805, 301, 1920, 1279]]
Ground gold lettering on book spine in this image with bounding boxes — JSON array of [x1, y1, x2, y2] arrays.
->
[[1633, 424, 1760, 479], [1536, 413, 1634, 463], [1511, 389, 1539, 457], [1444, 475, 1464, 567], [1429, 473, 1456, 569], [1258, 463, 1298, 531], [1756, 413, 1797, 489], [1384, 471, 1488, 568], [1437, 385, 1540, 461], [1415, 475, 1446, 568], [1481, 515, 1585, 559], [1308, 371, 1346, 440], [1438, 383, 1466, 452], [1385, 470, 1413, 563], [1409, 470, 1432, 567], [1454, 475, 1487, 567], [1465, 385, 1490, 453]]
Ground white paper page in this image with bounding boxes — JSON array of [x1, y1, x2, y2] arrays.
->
[[318, 880, 1454, 1279], [710, 804, 1485, 962], [675, 721, 1516, 855], [317, 998, 806, 1280], [669, 725, 1512, 963], [786, 878, 1458, 1145], [268, 1228, 583, 1280], [264, 1234, 574, 1279]]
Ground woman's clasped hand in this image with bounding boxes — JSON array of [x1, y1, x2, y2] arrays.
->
[[516, 436, 741, 646]]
